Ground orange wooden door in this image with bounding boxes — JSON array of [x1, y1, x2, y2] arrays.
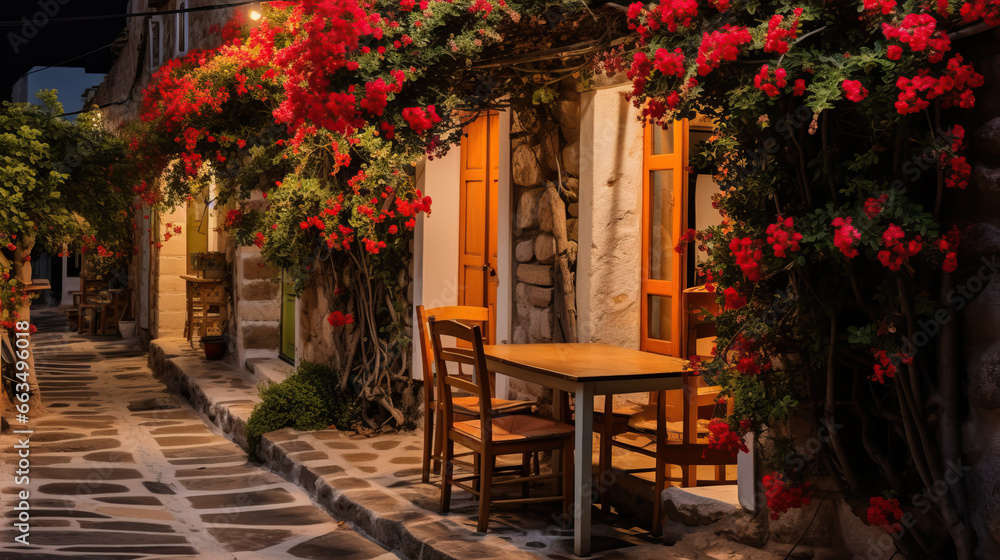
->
[[458, 112, 500, 343], [641, 120, 686, 357]]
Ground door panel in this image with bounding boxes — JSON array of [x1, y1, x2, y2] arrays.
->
[[458, 113, 499, 343]]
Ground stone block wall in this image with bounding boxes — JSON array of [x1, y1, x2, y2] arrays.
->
[[233, 246, 280, 368], [510, 79, 581, 347], [150, 206, 188, 338], [957, 29, 1000, 560]]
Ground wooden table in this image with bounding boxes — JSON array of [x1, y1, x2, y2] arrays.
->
[[481, 343, 687, 557]]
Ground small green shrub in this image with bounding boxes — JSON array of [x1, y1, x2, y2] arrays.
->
[[245, 361, 357, 458]]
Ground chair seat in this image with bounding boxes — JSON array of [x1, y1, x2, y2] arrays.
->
[[626, 405, 712, 438], [452, 396, 534, 416], [454, 414, 574, 443]]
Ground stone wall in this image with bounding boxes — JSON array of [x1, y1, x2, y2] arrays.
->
[[233, 245, 280, 367], [508, 79, 581, 405], [957, 29, 1000, 560]]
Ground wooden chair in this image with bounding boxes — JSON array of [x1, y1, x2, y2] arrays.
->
[[595, 287, 736, 534], [416, 305, 535, 484], [429, 317, 575, 532]]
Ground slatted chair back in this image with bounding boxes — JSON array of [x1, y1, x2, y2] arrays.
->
[[416, 305, 490, 403], [428, 317, 493, 445]]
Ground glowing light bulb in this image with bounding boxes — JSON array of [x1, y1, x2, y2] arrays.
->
[[250, 10, 262, 21]]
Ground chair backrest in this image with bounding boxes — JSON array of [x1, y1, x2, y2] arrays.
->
[[428, 316, 493, 443], [416, 305, 490, 404]]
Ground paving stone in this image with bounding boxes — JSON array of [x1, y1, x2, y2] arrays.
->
[[32, 467, 144, 480], [142, 481, 177, 495], [286, 529, 390, 560], [179, 472, 285, 491], [186, 487, 296, 509], [201, 505, 331, 526], [34, 438, 122, 453], [78, 521, 177, 533], [95, 496, 164, 506], [173, 465, 256, 478], [208, 527, 295, 552], [154, 435, 225, 447], [83, 451, 135, 463], [343, 452, 380, 462], [38, 483, 130, 495]]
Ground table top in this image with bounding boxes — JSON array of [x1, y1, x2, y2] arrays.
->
[[481, 343, 687, 384]]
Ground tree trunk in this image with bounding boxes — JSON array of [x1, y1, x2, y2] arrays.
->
[[13, 236, 44, 414], [546, 184, 577, 343]]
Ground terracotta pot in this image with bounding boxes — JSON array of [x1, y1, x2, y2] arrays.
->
[[201, 336, 227, 360]]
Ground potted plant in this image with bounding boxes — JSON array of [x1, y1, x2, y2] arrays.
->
[[200, 335, 227, 360]]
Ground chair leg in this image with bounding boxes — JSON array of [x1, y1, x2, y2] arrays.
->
[[440, 438, 454, 513], [477, 453, 494, 533], [562, 438, 574, 525], [432, 408, 445, 475], [473, 454, 481, 495], [521, 452, 531, 499], [422, 405, 434, 483]]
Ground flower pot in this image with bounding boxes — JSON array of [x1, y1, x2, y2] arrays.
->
[[201, 336, 227, 360], [118, 320, 137, 339]]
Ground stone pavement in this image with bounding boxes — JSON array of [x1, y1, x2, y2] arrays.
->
[[148, 336, 782, 560], [0, 310, 398, 560]]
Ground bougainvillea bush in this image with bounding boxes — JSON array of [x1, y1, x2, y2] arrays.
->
[[130, 0, 604, 426], [626, 0, 991, 556]]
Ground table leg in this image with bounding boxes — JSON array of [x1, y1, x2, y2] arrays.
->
[[553, 389, 565, 481], [574, 384, 594, 557]]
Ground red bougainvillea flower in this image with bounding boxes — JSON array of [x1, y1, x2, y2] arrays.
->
[[864, 194, 889, 219], [842, 79, 869, 102], [961, 0, 1000, 26], [652, 47, 686, 77], [765, 217, 802, 258], [729, 237, 763, 281], [882, 14, 951, 63], [763, 8, 803, 55], [877, 223, 922, 271], [792, 79, 806, 96], [832, 217, 861, 258], [695, 25, 752, 76], [327, 310, 355, 327], [763, 472, 813, 520], [674, 228, 698, 253], [936, 225, 962, 273], [867, 496, 904, 535], [723, 286, 747, 310], [894, 55, 984, 115], [705, 419, 749, 458], [754, 65, 787, 97], [864, 0, 896, 15], [254, 232, 265, 248]]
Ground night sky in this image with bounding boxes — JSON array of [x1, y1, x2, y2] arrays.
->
[[1, 1, 129, 102]]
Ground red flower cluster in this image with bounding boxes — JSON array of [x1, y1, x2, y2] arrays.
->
[[871, 349, 912, 383], [695, 25, 752, 76], [729, 237, 763, 282], [652, 47, 686, 77], [863, 0, 896, 15], [894, 55, 984, 115], [832, 217, 861, 258], [754, 65, 787, 97], [936, 225, 961, 273], [643, 0, 699, 36], [327, 310, 355, 327], [675, 227, 698, 253], [878, 223, 921, 271], [882, 14, 950, 63], [224, 209, 243, 229], [765, 217, 802, 258], [300, 216, 327, 230], [401, 105, 442, 135], [705, 419, 749, 458], [961, 0, 1000, 26], [792, 78, 807, 96], [940, 125, 970, 190], [867, 496, 904, 535], [763, 9, 803, 55], [723, 286, 747, 310], [763, 472, 813, 520], [842, 79, 869, 102], [864, 194, 889, 219]]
